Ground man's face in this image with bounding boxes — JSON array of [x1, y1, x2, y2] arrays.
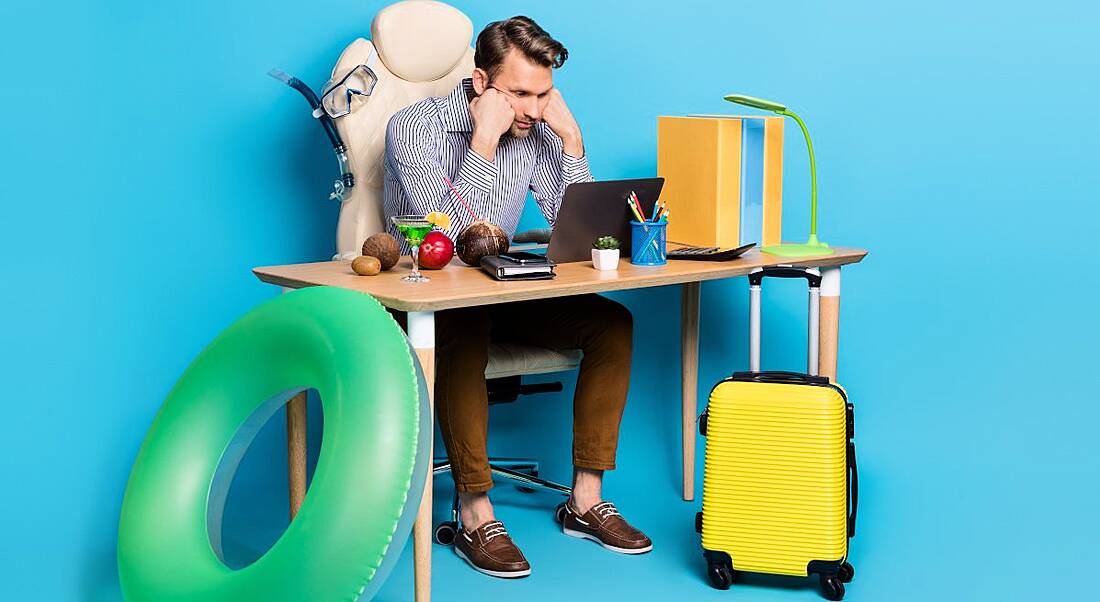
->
[[475, 48, 554, 138]]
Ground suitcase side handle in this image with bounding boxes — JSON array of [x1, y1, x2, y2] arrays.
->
[[847, 402, 858, 538], [731, 370, 830, 386], [848, 440, 858, 537]]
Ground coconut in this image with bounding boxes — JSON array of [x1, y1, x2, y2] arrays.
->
[[361, 232, 400, 271], [455, 220, 509, 266]]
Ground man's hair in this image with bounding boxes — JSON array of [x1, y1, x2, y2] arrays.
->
[[474, 16, 568, 79]]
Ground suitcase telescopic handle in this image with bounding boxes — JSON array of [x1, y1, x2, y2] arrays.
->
[[749, 267, 822, 374], [748, 266, 823, 287]]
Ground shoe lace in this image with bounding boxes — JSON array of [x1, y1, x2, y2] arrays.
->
[[592, 502, 621, 519], [482, 522, 509, 542]]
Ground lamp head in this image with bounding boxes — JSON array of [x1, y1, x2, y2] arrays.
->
[[723, 94, 786, 113]]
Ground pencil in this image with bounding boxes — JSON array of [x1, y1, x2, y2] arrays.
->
[[629, 191, 650, 223], [629, 191, 642, 222]]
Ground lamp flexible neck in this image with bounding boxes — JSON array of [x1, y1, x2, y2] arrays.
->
[[780, 109, 817, 237]]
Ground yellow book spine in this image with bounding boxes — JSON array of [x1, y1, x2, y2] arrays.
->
[[762, 117, 784, 247]]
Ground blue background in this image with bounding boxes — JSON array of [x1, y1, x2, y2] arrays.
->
[[2, 1, 1098, 600]]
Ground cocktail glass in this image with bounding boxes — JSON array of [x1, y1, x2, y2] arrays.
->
[[391, 214, 433, 283]]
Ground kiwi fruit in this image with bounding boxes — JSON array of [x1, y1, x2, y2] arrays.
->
[[352, 255, 382, 276]]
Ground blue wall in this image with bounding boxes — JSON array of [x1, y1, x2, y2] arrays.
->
[[3, 1, 1099, 600]]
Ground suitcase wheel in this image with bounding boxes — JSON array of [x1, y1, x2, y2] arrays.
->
[[819, 573, 845, 601], [839, 561, 854, 583], [706, 562, 734, 590], [433, 521, 457, 546]]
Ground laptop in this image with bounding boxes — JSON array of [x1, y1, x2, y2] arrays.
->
[[546, 178, 665, 263]]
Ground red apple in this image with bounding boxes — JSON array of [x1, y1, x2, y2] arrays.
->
[[417, 230, 454, 270]]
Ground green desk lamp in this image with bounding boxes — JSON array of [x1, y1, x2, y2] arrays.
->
[[724, 94, 833, 257]]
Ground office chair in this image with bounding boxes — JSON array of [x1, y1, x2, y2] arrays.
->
[[286, 0, 577, 541]]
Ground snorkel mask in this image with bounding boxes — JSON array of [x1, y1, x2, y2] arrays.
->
[[319, 64, 379, 119]]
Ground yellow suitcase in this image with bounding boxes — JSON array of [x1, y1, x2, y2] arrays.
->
[[697, 267, 857, 600]]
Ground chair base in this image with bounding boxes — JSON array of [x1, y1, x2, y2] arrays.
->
[[431, 458, 572, 545]]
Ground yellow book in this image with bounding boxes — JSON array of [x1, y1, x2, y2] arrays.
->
[[657, 116, 783, 248]]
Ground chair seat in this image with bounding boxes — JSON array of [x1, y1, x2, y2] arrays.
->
[[485, 343, 582, 379]]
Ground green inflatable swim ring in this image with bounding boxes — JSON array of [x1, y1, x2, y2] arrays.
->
[[118, 287, 430, 601]]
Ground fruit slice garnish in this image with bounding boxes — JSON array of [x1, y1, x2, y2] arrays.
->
[[425, 211, 452, 230]]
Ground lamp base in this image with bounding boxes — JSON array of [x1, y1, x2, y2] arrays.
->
[[761, 235, 833, 257]]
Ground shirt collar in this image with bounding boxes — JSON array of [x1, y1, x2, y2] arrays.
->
[[439, 78, 475, 133]]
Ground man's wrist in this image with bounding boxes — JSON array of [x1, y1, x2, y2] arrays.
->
[[471, 128, 499, 162], [561, 129, 584, 158]]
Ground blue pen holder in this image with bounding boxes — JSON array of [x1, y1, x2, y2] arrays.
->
[[630, 220, 667, 266]]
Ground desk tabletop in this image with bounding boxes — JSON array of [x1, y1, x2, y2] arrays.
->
[[253, 246, 868, 312]]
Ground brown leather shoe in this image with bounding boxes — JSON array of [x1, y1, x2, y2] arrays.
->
[[560, 501, 653, 554], [453, 521, 531, 578]]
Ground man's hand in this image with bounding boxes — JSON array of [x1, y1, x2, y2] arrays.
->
[[469, 88, 514, 161], [541, 88, 584, 157]]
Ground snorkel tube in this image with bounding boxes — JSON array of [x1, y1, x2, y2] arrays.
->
[[268, 68, 354, 202]]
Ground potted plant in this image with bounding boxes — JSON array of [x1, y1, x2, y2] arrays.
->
[[591, 236, 621, 271]]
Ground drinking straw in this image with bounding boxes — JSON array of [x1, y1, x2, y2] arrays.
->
[[442, 175, 479, 220]]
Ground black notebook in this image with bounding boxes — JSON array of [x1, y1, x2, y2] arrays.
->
[[480, 255, 556, 280]]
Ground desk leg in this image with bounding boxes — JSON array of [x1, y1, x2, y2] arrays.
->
[[819, 268, 841, 381], [286, 391, 308, 518], [283, 287, 308, 520], [681, 282, 701, 502], [408, 311, 435, 602]]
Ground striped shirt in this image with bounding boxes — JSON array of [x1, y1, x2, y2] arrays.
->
[[383, 78, 592, 250]]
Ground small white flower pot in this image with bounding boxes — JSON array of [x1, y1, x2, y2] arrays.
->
[[592, 248, 620, 271]]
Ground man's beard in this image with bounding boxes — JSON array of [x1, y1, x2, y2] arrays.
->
[[509, 122, 534, 139]]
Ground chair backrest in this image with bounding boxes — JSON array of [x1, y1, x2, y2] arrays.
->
[[328, 0, 474, 260]]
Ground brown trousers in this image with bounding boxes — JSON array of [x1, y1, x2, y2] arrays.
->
[[395, 294, 632, 492]]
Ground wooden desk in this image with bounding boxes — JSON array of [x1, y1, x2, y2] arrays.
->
[[253, 246, 867, 601]]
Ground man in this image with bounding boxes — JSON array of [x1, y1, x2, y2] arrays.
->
[[383, 16, 651, 578]]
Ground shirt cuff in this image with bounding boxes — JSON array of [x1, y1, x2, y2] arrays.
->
[[457, 147, 498, 193], [562, 152, 593, 184]]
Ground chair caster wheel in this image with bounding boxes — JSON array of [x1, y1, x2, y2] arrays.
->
[[695, 511, 703, 534], [554, 502, 567, 524], [707, 563, 734, 590], [820, 574, 845, 601], [433, 521, 457, 546], [838, 561, 854, 583]]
